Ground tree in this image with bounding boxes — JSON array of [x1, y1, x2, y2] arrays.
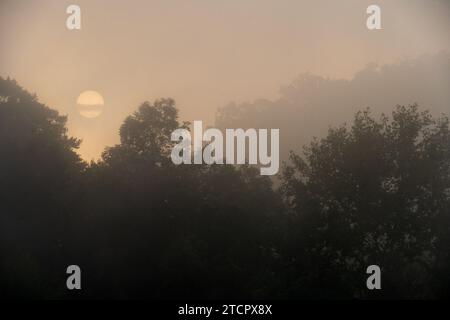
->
[[0, 77, 84, 297], [102, 98, 189, 167], [282, 105, 450, 298], [3, 77, 448, 299], [73, 99, 283, 299]]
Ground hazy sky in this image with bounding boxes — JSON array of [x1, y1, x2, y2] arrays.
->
[[1, 0, 449, 160]]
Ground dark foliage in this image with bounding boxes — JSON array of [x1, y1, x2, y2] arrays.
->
[[1, 77, 449, 299]]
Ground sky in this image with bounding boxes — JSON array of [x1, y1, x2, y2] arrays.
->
[[1, 0, 449, 160]]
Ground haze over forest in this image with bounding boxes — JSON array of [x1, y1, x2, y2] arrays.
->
[[1, 0, 450, 300], [1, 0, 449, 161]]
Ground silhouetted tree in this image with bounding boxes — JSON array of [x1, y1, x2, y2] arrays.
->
[[0, 77, 84, 298], [2, 77, 449, 300], [282, 105, 450, 298], [72, 99, 283, 299]]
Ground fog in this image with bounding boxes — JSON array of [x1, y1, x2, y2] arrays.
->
[[216, 53, 450, 167], [1, 0, 450, 300], [0, 0, 449, 160]]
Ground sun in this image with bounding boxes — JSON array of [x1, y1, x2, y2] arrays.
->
[[76, 90, 104, 119]]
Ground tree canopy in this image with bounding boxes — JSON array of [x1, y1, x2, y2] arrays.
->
[[1, 77, 449, 299], [282, 105, 450, 298]]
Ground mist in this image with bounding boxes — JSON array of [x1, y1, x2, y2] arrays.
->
[[216, 53, 450, 168], [0, 0, 449, 160]]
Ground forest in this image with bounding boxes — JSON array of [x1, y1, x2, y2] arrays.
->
[[0, 76, 449, 299]]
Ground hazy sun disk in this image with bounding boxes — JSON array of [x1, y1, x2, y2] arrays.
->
[[76, 90, 104, 118]]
